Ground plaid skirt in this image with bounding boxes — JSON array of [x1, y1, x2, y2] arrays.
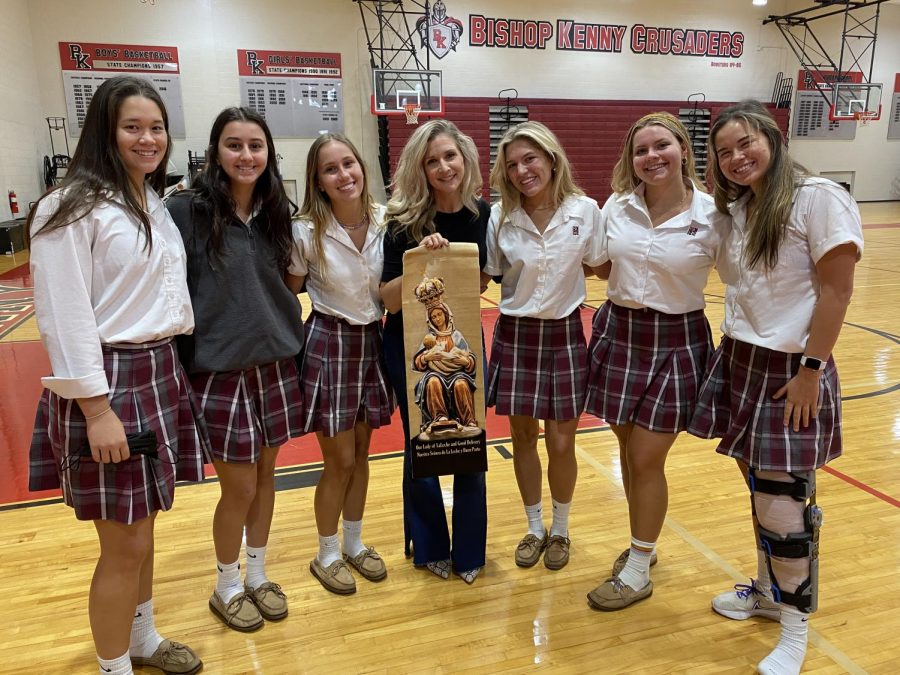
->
[[687, 336, 842, 471], [28, 338, 211, 524], [585, 301, 713, 433], [299, 312, 396, 438], [486, 310, 587, 420], [192, 357, 304, 463]]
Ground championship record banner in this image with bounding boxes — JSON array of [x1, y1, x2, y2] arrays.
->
[[237, 50, 344, 137], [59, 42, 185, 138], [401, 244, 487, 478], [888, 74, 900, 141], [791, 69, 860, 140]]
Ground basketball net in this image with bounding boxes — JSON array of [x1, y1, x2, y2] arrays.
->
[[404, 103, 422, 125], [855, 111, 877, 126]]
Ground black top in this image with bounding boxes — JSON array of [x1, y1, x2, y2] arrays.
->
[[167, 190, 304, 374], [382, 199, 490, 335]]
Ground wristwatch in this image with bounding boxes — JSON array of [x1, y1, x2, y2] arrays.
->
[[799, 355, 827, 371]]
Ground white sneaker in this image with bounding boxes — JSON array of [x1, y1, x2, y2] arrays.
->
[[712, 580, 780, 621]]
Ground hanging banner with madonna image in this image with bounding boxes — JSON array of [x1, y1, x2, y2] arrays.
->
[[401, 243, 487, 478]]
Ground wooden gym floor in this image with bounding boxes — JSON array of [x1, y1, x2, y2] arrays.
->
[[0, 203, 897, 674]]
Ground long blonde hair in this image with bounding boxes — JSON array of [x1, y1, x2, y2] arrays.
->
[[611, 112, 702, 194], [299, 133, 376, 282], [489, 121, 583, 229], [708, 100, 808, 270], [385, 119, 482, 243]]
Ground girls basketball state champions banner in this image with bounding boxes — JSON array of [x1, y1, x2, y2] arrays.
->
[[401, 244, 487, 478]]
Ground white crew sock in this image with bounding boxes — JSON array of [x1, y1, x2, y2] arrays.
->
[[317, 533, 342, 567], [98, 651, 132, 674], [245, 544, 270, 590], [128, 599, 163, 659], [757, 605, 808, 675], [342, 519, 366, 558], [524, 501, 545, 537], [215, 559, 243, 604], [549, 498, 571, 538], [616, 537, 654, 590]]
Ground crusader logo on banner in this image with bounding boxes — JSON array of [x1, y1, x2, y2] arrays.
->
[[417, 0, 463, 59]]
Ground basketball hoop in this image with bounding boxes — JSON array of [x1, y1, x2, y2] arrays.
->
[[854, 111, 877, 126], [403, 103, 422, 125]]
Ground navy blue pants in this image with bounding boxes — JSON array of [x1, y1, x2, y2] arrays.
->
[[383, 314, 487, 573]]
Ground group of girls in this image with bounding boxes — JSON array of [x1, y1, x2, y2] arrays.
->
[[27, 73, 860, 675]]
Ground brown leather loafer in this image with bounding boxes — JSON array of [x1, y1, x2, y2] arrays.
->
[[208, 590, 263, 632], [245, 581, 288, 621], [310, 557, 356, 595], [611, 548, 659, 576], [131, 639, 203, 675], [543, 534, 571, 570], [515, 531, 548, 568], [587, 576, 653, 611], [343, 547, 387, 582]]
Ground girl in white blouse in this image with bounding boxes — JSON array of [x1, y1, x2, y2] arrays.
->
[[690, 100, 863, 675], [585, 112, 727, 612], [286, 134, 395, 595], [485, 121, 605, 572], [27, 76, 206, 675]]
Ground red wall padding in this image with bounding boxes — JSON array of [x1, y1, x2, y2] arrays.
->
[[385, 98, 789, 205]]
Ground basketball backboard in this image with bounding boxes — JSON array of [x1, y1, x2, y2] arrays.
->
[[371, 68, 443, 116], [830, 82, 882, 121]]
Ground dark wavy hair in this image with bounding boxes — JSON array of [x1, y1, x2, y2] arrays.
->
[[27, 75, 171, 248], [190, 107, 296, 272]]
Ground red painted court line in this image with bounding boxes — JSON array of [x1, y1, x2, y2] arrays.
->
[[822, 465, 900, 508], [862, 221, 900, 230], [0, 261, 30, 281]]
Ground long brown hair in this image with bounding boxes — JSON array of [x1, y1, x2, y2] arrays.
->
[[708, 100, 808, 270], [27, 76, 171, 248], [299, 133, 376, 283], [190, 107, 296, 272]]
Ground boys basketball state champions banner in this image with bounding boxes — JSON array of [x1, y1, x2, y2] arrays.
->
[[401, 244, 487, 478]]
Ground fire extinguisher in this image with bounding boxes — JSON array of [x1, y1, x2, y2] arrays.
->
[[8, 190, 19, 217]]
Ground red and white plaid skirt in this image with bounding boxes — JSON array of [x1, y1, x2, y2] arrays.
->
[[29, 338, 211, 524], [299, 312, 396, 438], [191, 357, 304, 463], [585, 301, 713, 433], [687, 336, 843, 470], [486, 310, 587, 421]]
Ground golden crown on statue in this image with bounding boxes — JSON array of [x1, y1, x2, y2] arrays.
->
[[414, 276, 446, 310]]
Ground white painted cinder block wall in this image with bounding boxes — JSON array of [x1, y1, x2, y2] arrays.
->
[[3, 0, 898, 210]]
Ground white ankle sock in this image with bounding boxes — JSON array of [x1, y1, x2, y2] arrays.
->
[[549, 498, 571, 537], [756, 546, 772, 595], [128, 599, 163, 659], [524, 501, 544, 537], [616, 537, 654, 590], [215, 559, 243, 604], [317, 533, 341, 567], [757, 605, 808, 675], [98, 651, 132, 674], [244, 545, 269, 590], [342, 519, 366, 558]]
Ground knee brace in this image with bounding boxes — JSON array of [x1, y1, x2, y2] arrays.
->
[[750, 469, 822, 613]]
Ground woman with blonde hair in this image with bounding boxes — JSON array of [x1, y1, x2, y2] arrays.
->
[[485, 121, 605, 571], [381, 119, 490, 583], [287, 133, 396, 595], [583, 112, 727, 611], [689, 100, 862, 674]]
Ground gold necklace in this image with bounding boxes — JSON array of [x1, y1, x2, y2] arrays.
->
[[337, 213, 369, 231]]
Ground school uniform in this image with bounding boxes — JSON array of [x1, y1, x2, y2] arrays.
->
[[382, 200, 489, 573], [28, 187, 210, 524], [484, 194, 605, 420], [688, 177, 864, 470], [167, 191, 304, 463], [585, 185, 727, 432], [289, 204, 395, 437]]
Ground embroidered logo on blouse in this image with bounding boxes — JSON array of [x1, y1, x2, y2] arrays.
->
[[687, 227, 698, 236], [572, 225, 579, 236]]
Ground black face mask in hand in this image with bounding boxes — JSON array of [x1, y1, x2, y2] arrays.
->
[[60, 429, 179, 471]]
